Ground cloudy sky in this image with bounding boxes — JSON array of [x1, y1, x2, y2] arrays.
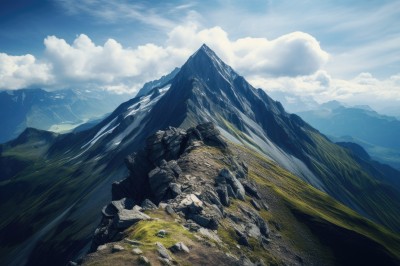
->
[[1, 0, 399, 114]]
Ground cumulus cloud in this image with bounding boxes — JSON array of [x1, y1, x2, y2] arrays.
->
[[251, 71, 400, 116], [0, 25, 329, 93], [0, 53, 53, 89], [166, 24, 329, 77]]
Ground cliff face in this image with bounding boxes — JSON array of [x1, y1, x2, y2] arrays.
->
[[80, 123, 400, 266]]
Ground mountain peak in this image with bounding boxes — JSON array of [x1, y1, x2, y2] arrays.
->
[[183, 44, 238, 83]]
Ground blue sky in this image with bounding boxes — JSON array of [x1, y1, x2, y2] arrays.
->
[[0, 0, 399, 114]]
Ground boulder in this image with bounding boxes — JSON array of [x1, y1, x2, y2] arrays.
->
[[156, 242, 172, 260], [256, 217, 270, 238], [165, 204, 175, 215], [97, 244, 108, 251], [112, 244, 125, 253], [250, 199, 261, 211], [149, 168, 175, 202], [216, 185, 230, 206], [196, 122, 227, 148], [243, 182, 261, 199], [141, 199, 157, 210], [159, 258, 172, 266], [235, 229, 250, 247], [139, 255, 150, 265], [178, 194, 203, 214], [149, 160, 182, 202], [219, 168, 245, 200], [111, 198, 135, 213], [261, 202, 269, 211], [170, 242, 190, 253], [132, 247, 143, 255], [114, 209, 151, 229], [226, 184, 237, 198], [188, 214, 219, 230], [156, 229, 168, 238], [168, 182, 182, 198]]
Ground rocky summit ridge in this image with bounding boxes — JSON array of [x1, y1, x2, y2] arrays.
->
[[78, 122, 400, 266], [80, 123, 282, 265]]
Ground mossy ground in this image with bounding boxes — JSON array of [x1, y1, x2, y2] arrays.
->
[[233, 143, 400, 261]]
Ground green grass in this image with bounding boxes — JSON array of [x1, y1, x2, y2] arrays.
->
[[235, 143, 400, 260]]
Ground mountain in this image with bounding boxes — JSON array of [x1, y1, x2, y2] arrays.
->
[[0, 45, 399, 265], [135, 67, 180, 98], [0, 88, 128, 143], [298, 102, 400, 170]]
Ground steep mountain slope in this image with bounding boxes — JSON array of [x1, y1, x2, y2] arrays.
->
[[0, 45, 399, 265], [298, 102, 400, 170], [81, 124, 400, 266], [0, 88, 127, 143]]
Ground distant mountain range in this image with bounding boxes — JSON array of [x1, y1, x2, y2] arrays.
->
[[0, 45, 399, 265], [0, 88, 128, 143], [298, 101, 400, 170]]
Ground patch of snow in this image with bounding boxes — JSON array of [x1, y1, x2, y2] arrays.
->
[[81, 117, 118, 149]]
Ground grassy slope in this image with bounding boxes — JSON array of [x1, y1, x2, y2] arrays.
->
[[234, 143, 400, 261], [303, 131, 400, 231], [0, 136, 108, 264], [84, 143, 399, 265]]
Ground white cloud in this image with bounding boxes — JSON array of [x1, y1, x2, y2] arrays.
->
[[0, 53, 53, 89], [166, 24, 329, 77], [0, 25, 329, 93], [251, 71, 400, 116]]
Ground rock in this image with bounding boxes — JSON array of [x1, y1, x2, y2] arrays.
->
[[240, 256, 255, 266], [250, 199, 261, 211], [200, 190, 223, 208], [159, 257, 172, 266], [139, 255, 150, 265], [243, 182, 261, 199], [168, 182, 182, 198], [141, 199, 157, 210], [166, 160, 182, 176], [110, 197, 135, 213], [215, 174, 226, 184], [240, 161, 249, 174], [156, 242, 172, 260], [156, 229, 168, 238], [235, 229, 250, 247], [208, 218, 219, 230], [149, 160, 182, 202], [196, 122, 227, 148], [216, 185, 230, 206], [97, 244, 108, 251], [226, 184, 237, 198], [270, 220, 282, 231], [170, 242, 190, 253], [209, 204, 224, 218], [67, 262, 78, 266], [112, 244, 125, 252], [219, 168, 245, 200], [185, 220, 201, 232], [124, 239, 143, 245], [246, 223, 261, 239], [256, 217, 270, 238], [178, 194, 203, 213], [132, 247, 143, 255], [148, 167, 175, 202], [261, 202, 269, 211], [114, 209, 151, 229], [101, 204, 117, 218], [165, 204, 175, 215], [189, 214, 211, 228]]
